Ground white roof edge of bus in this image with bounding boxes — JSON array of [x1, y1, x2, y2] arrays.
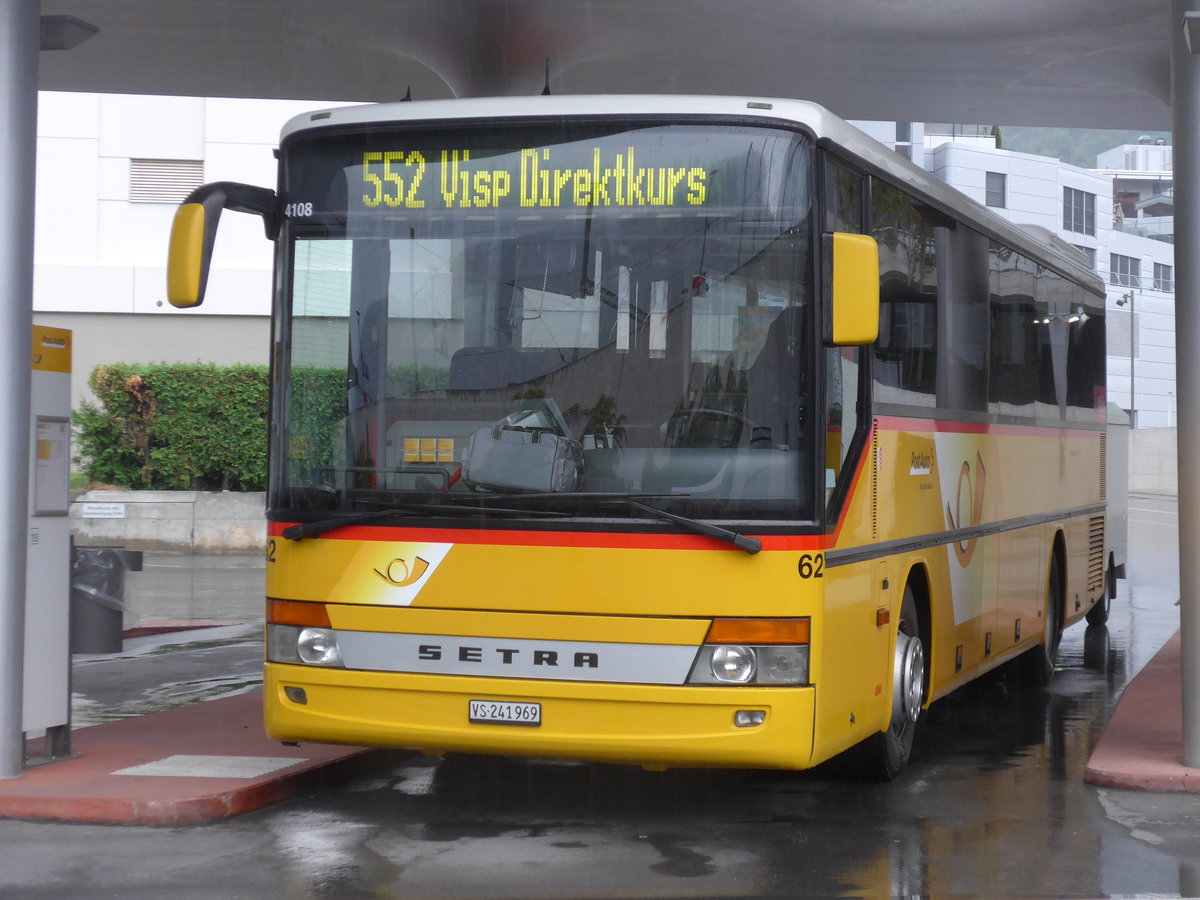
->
[[280, 94, 1104, 296]]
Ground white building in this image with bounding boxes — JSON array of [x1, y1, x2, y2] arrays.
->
[[35, 94, 1177, 429], [33, 92, 327, 411]]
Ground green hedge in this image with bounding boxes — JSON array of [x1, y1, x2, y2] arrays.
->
[[288, 365, 352, 476], [73, 364, 272, 491], [73, 362, 451, 491]]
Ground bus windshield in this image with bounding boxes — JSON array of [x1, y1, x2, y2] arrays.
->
[[273, 121, 816, 521]]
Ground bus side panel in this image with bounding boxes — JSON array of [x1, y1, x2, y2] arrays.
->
[[994, 524, 1045, 663], [863, 421, 1104, 705], [809, 558, 892, 764]]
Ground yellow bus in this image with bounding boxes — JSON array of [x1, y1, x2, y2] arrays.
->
[[168, 96, 1112, 779]]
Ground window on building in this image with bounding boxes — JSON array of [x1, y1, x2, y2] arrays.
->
[[1072, 245, 1097, 270], [1110, 253, 1140, 288], [1063, 187, 1095, 236], [130, 159, 204, 203], [985, 172, 1006, 208], [1154, 262, 1174, 293]]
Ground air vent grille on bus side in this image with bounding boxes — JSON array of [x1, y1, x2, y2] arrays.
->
[[1088, 516, 1105, 592], [1100, 433, 1107, 502]]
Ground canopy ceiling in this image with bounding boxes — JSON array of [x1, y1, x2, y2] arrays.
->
[[37, 0, 1173, 130]]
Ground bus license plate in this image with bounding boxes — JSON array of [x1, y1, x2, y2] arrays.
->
[[469, 700, 541, 726]]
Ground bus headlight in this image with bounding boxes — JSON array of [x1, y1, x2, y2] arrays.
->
[[686, 618, 810, 686], [756, 646, 809, 684], [267, 624, 345, 668], [710, 645, 756, 683], [689, 645, 809, 685], [298, 627, 343, 666]]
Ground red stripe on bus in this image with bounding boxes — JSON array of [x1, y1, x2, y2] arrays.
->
[[269, 521, 830, 552]]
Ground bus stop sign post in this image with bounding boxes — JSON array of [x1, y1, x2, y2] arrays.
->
[[0, 0, 39, 781]]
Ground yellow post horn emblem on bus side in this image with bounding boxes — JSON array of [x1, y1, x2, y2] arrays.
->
[[947, 452, 987, 566]]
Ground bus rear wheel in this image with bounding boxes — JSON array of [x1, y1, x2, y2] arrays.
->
[[1085, 557, 1114, 626], [1019, 551, 1063, 686], [858, 583, 925, 781]]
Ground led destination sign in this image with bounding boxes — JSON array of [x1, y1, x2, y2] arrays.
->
[[359, 147, 709, 211]]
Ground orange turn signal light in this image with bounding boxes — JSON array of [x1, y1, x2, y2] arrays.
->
[[705, 617, 810, 645], [267, 598, 331, 628]]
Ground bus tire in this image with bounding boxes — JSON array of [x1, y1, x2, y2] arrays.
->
[[1020, 549, 1063, 686], [1085, 556, 1114, 626], [858, 582, 926, 781]]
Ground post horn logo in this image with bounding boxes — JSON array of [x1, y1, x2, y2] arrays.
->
[[374, 556, 431, 587], [946, 452, 986, 567]]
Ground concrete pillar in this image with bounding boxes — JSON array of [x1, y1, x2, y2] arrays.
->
[[1171, 0, 1200, 768], [0, 0, 37, 779]]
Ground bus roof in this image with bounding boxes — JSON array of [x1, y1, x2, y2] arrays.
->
[[281, 94, 1105, 295]]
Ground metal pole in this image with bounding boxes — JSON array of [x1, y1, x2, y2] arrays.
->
[[1130, 291, 1136, 427], [0, 0, 37, 779], [1170, 0, 1200, 768]]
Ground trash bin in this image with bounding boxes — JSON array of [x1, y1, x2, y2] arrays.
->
[[70, 546, 142, 653]]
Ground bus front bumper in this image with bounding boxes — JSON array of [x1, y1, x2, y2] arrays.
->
[[264, 663, 817, 770]]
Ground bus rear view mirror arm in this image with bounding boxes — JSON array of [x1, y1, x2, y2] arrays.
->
[[167, 181, 278, 309]]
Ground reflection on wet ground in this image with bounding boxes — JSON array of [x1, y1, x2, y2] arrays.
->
[[71, 624, 262, 726], [70, 551, 266, 725]]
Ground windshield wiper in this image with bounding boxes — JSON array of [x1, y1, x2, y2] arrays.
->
[[281, 501, 567, 541], [437, 491, 762, 554], [613, 498, 762, 555]]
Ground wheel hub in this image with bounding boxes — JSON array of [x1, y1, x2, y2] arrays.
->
[[892, 631, 925, 725]]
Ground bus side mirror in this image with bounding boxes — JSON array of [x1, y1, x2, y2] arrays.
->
[[824, 232, 880, 346], [167, 182, 279, 308]]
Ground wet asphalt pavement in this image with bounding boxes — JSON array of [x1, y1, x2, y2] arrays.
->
[[2, 496, 1197, 899]]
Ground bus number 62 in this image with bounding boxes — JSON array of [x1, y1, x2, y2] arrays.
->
[[797, 553, 824, 579]]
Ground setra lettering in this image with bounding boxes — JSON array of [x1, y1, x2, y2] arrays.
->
[[413, 643, 601, 668]]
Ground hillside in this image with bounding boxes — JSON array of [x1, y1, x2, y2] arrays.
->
[[995, 126, 1171, 167]]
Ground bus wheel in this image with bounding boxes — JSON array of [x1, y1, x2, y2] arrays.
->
[[1020, 552, 1063, 686], [1085, 558, 1113, 626], [859, 583, 925, 781]]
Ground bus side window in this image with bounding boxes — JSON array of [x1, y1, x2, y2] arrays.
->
[[988, 242, 1038, 417], [824, 158, 865, 234], [871, 180, 938, 407], [934, 225, 990, 412]]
